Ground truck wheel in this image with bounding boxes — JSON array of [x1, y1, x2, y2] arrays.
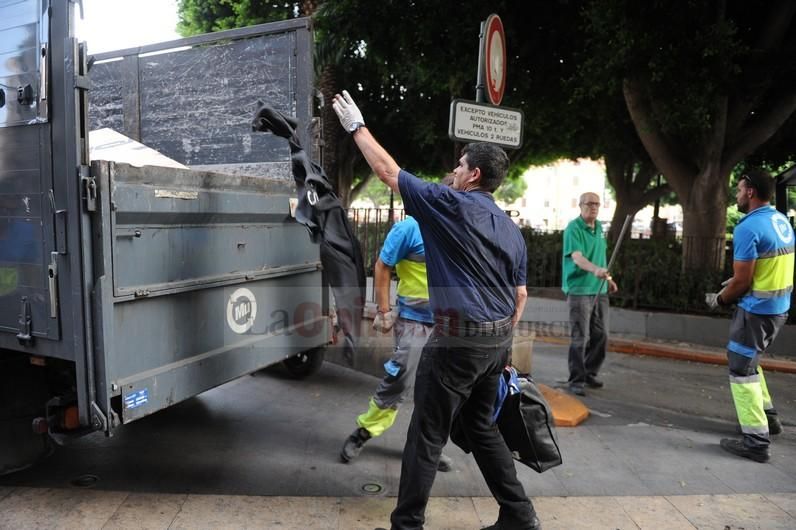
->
[[1, 354, 51, 475], [282, 347, 324, 378]]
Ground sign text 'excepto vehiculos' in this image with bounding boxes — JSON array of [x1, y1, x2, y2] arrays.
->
[[448, 99, 523, 149]]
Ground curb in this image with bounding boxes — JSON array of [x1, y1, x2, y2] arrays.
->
[[538, 383, 589, 427], [534, 335, 796, 374]]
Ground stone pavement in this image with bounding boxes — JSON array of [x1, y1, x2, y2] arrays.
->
[[1, 488, 796, 529], [1, 343, 794, 529]]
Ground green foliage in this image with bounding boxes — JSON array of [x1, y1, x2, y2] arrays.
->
[[579, 0, 796, 173], [176, 0, 590, 193], [726, 205, 742, 235], [579, 0, 744, 145], [177, 0, 302, 35], [520, 229, 564, 289], [518, 229, 796, 323], [609, 238, 729, 314], [356, 176, 394, 207], [175, 1, 795, 220], [495, 176, 528, 204]]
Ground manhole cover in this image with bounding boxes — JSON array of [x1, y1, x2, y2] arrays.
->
[[70, 474, 99, 488], [361, 482, 383, 495]]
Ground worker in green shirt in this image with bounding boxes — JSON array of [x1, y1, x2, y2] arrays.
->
[[562, 192, 618, 396]]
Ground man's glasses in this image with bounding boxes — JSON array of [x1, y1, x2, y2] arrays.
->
[[580, 202, 600, 208]]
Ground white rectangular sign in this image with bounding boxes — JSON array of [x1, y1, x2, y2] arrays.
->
[[448, 99, 523, 149]]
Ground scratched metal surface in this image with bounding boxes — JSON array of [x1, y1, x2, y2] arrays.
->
[[87, 59, 125, 133], [89, 33, 296, 178]]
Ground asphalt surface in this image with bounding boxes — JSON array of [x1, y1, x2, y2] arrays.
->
[[2, 343, 795, 500]]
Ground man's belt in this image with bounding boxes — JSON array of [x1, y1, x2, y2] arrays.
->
[[434, 315, 513, 336]]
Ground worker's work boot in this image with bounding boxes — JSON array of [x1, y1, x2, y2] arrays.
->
[[719, 438, 770, 463], [735, 412, 783, 436], [341, 427, 372, 462], [767, 412, 783, 436]]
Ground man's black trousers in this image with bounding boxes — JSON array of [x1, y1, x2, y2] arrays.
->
[[390, 325, 537, 530]]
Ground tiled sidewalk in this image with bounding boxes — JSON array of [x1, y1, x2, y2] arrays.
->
[[1, 488, 795, 529]]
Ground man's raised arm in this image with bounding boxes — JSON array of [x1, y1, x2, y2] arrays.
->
[[332, 90, 400, 193]]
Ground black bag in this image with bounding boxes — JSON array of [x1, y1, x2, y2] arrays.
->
[[497, 378, 563, 473], [450, 373, 563, 473]]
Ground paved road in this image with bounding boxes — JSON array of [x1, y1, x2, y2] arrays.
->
[[1, 344, 794, 528]]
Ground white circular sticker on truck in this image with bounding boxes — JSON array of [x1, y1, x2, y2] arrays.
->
[[226, 288, 257, 334]]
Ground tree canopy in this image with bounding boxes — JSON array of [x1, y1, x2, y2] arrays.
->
[[177, 0, 591, 204], [580, 0, 796, 269], [176, 0, 796, 252]]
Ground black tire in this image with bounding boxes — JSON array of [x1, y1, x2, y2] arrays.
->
[[1, 353, 52, 475], [282, 347, 325, 378]]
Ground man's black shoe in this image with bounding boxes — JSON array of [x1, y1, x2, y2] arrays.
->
[[585, 376, 604, 389], [719, 438, 770, 463], [341, 427, 371, 462], [481, 514, 542, 529], [568, 384, 586, 396]]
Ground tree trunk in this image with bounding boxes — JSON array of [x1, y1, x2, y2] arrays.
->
[[603, 152, 667, 244], [316, 66, 342, 191], [623, 78, 730, 272], [608, 203, 636, 244], [680, 170, 728, 271], [335, 137, 357, 207]]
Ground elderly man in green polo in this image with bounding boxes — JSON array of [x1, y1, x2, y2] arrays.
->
[[562, 192, 618, 396]]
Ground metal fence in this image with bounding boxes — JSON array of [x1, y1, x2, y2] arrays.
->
[[348, 208, 520, 274], [347, 209, 793, 322], [348, 208, 407, 275]]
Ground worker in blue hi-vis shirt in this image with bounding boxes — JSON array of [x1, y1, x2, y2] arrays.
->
[[340, 212, 453, 472], [705, 168, 794, 463]]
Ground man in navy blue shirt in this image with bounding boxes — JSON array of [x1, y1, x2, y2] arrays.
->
[[333, 90, 538, 530]]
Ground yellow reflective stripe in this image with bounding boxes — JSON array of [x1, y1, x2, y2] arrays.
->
[[395, 260, 429, 300], [758, 367, 773, 410], [751, 252, 794, 293], [751, 286, 793, 299], [357, 398, 398, 437], [758, 245, 794, 259], [729, 379, 767, 429]]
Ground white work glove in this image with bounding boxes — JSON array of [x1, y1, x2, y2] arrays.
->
[[332, 90, 365, 133], [373, 308, 396, 333], [705, 292, 723, 310]]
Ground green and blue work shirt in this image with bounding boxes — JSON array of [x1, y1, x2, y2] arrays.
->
[[732, 205, 794, 317], [379, 217, 433, 324]]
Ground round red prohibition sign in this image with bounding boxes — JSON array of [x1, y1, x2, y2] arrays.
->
[[484, 14, 506, 106]]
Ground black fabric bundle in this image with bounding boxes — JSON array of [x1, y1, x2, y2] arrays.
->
[[252, 102, 365, 362]]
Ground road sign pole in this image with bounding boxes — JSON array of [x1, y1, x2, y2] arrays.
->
[[475, 20, 487, 103]]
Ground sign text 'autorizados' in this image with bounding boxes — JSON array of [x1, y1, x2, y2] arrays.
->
[[448, 99, 523, 149]]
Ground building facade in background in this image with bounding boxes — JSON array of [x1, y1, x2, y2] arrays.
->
[[352, 158, 683, 237]]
